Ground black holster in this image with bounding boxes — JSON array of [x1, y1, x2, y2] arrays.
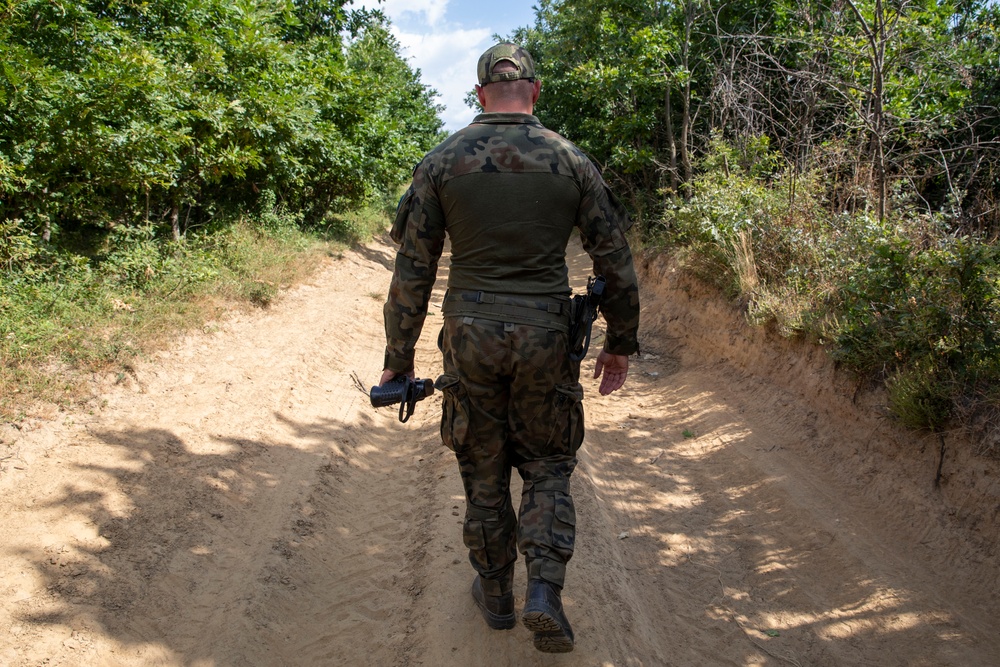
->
[[568, 275, 606, 362]]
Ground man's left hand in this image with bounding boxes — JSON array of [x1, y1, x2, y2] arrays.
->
[[593, 350, 629, 395]]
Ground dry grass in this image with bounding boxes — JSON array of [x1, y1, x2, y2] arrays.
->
[[727, 228, 761, 297]]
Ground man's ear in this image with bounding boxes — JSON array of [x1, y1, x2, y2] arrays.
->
[[531, 79, 541, 105], [476, 84, 487, 109]]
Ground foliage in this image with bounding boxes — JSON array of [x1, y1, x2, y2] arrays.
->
[[515, 0, 691, 203], [517, 0, 1000, 234], [662, 138, 1000, 434], [0, 0, 442, 239], [0, 1, 440, 418], [519, 1, 1000, 441], [835, 234, 1000, 429]]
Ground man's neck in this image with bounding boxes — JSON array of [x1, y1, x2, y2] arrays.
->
[[483, 102, 533, 114]]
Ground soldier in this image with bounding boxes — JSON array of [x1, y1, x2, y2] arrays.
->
[[379, 42, 640, 653]]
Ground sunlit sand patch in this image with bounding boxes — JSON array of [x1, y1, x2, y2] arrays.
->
[[723, 479, 776, 504], [179, 438, 242, 456], [658, 536, 719, 567], [645, 488, 703, 511], [672, 430, 753, 458], [203, 476, 231, 493]]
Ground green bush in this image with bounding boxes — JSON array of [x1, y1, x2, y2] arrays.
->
[[0, 219, 41, 274], [885, 359, 955, 431], [661, 137, 1000, 435], [835, 235, 1000, 429], [659, 139, 832, 331], [100, 226, 166, 291], [252, 190, 303, 236]]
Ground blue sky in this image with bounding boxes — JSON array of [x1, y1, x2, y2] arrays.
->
[[361, 0, 539, 131]]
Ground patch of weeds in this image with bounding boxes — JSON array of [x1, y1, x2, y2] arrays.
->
[[253, 190, 304, 237], [682, 429, 695, 439], [245, 280, 278, 308], [0, 214, 336, 419], [886, 360, 954, 431], [321, 196, 394, 245]]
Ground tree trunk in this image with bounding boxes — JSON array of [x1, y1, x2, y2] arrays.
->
[[665, 81, 679, 195], [873, 0, 888, 222], [847, 0, 890, 221], [680, 0, 694, 197], [171, 195, 181, 241]]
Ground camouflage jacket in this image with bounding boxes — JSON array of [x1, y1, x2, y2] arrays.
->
[[383, 112, 640, 373]]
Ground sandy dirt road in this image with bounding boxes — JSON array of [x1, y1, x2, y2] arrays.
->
[[1, 237, 998, 666]]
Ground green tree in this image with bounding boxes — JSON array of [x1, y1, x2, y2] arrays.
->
[[0, 0, 443, 243]]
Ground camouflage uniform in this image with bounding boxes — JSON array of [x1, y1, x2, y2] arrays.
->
[[384, 106, 640, 598]]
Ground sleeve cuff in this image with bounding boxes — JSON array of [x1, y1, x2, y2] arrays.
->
[[383, 349, 415, 374], [603, 333, 639, 357]]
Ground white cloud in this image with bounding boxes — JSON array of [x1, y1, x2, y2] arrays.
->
[[393, 27, 492, 131], [362, 0, 523, 131], [377, 0, 450, 28]]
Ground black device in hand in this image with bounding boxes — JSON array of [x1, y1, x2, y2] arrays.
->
[[370, 375, 434, 423], [569, 275, 606, 361]]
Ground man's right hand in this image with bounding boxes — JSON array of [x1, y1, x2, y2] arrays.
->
[[593, 350, 629, 395], [379, 368, 415, 385]]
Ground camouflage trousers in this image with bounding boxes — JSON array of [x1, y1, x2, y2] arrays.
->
[[435, 316, 585, 597]]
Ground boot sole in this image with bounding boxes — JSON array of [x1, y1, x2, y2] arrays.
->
[[522, 610, 574, 653]]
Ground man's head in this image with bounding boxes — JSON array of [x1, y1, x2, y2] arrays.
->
[[477, 42, 536, 85], [475, 42, 541, 113]]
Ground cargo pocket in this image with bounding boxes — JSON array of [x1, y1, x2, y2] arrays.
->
[[463, 518, 491, 570], [389, 188, 414, 244], [551, 492, 577, 557], [436, 373, 469, 452], [549, 383, 585, 454], [603, 182, 633, 244]]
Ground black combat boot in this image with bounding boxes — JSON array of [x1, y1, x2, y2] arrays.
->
[[471, 576, 516, 630], [521, 578, 575, 653]]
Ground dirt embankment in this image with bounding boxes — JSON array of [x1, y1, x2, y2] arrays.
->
[[1, 237, 998, 666], [639, 251, 1000, 605]]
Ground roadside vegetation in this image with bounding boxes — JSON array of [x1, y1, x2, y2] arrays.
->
[[0, 197, 395, 420], [519, 0, 1000, 451], [1, 0, 440, 419]]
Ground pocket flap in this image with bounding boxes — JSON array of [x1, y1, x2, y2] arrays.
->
[[435, 373, 461, 392], [555, 383, 584, 404], [554, 499, 576, 527], [463, 519, 487, 550]]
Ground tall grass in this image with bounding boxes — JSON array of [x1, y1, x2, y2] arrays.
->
[[654, 139, 1000, 451]]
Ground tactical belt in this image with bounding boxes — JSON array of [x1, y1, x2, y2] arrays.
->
[[442, 290, 570, 333]]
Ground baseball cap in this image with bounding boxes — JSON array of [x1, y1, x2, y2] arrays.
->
[[477, 42, 536, 85]]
